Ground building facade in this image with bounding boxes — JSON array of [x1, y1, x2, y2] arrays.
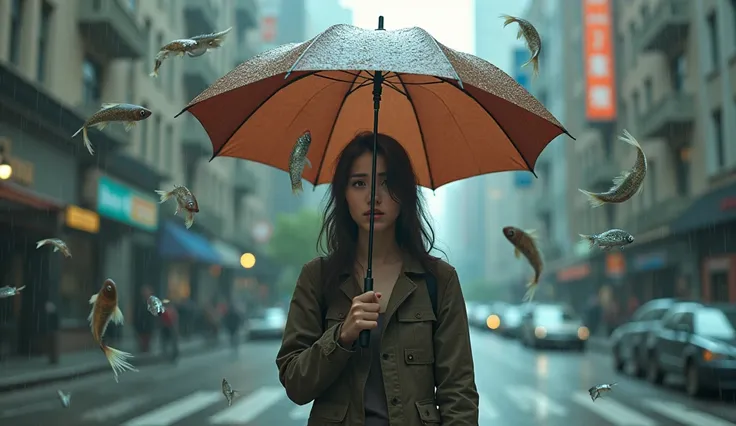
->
[[0, 0, 263, 358]]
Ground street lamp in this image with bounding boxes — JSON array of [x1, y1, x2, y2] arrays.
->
[[240, 252, 256, 269], [0, 148, 11, 180]]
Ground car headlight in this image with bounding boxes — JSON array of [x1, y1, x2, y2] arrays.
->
[[486, 315, 500, 330], [577, 326, 590, 340], [534, 326, 547, 338]]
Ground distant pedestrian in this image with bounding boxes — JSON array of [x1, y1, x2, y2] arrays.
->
[[134, 286, 155, 353], [160, 303, 179, 363], [224, 302, 243, 358]]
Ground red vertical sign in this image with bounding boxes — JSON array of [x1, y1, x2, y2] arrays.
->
[[583, 0, 617, 121]]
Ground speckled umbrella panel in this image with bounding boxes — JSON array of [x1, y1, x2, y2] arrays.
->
[[178, 24, 572, 190]]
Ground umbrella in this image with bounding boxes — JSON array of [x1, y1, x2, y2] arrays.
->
[[175, 17, 573, 347]]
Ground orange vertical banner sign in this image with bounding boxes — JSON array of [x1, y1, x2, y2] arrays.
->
[[583, 0, 617, 121]]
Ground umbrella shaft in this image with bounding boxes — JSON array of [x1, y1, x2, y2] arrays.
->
[[365, 71, 384, 283]]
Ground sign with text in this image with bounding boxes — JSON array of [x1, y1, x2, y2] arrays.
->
[[97, 175, 158, 231], [583, 0, 617, 121]]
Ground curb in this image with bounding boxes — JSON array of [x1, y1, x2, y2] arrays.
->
[[0, 343, 214, 394]]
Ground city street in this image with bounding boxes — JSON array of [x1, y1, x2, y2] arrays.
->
[[2, 332, 736, 426]]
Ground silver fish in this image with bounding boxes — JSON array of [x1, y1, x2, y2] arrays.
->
[[588, 382, 617, 402], [150, 39, 200, 77], [579, 129, 647, 207], [154, 185, 199, 229], [221, 378, 239, 407], [57, 390, 71, 408], [579, 229, 634, 251], [147, 295, 170, 317], [36, 238, 72, 258], [0, 285, 25, 299], [190, 27, 233, 50], [72, 103, 152, 155], [289, 131, 312, 194], [501, 15, 541, 77]]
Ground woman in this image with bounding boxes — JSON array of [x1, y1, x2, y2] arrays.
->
[[276, 132, 479, 425]]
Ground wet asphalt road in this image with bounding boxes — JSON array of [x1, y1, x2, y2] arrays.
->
[[2, 331, 736, 425]]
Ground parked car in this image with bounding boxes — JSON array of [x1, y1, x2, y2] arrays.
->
[[246, 307, 287, 340], [495, 304, 523, 338], [645, 302, 736, 397], [519, 303, 589, 351], [470, 303, 494, 329], [610, 298, 677, 376]]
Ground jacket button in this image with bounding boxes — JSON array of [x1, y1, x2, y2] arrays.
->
[[391, 397, 400, 405], [415, 312, 422, 319], [407, 354, 414, 361], [338, 313, 345, 319], [382, 353, 389, 360]]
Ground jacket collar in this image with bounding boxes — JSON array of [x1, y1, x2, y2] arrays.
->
[[337, 251, 426, 301]]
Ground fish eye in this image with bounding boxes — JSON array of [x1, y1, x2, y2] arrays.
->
[[508, 229, 515, 236], [139, 110, 146, 117], [187, 201, 194, 208], [105, 285, 112, 292]]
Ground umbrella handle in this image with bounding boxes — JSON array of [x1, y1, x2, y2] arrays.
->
[[359, 277, 373, 348]]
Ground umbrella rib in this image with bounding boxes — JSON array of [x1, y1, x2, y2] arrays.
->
[[210, 71, 319, 160], [394, 73, 435, 190], [312, 71, 363, 186], [284, 31, 330, 80], [437, 77, 537, 177], [428, 39, 463, 89]]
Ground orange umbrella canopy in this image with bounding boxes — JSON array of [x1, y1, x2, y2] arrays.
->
[[177, 24, 572, 190]]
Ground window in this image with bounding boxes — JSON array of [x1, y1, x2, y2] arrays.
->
[[628, 22, 637, 66], [670, 54, 686, 92], [712, 109, 725, 168], [695, 308, 736, 339], [663, 312, 683, 329], [9, 0, 24, 65], [732, 0, 736, 46], [59, 234, 96, 325], [127, 62, 135, 102], [156, 32, 164, 87], [152, 115, 161, 167], [709, 271, 729, 303], [619, 101, 627, 128], [638, 308, 669, 322], [675, 147, 690, 196], [82, 57, 102, 104], [707, 13, 719, 70], [166, 124, 174, 169], [643, 78, 653, 110], [144, 19, 152, 71], [37, 2, 53, 83], [126, 0, 136, 11], [648, 160, 656, 207], [632, 90, 640, 126]]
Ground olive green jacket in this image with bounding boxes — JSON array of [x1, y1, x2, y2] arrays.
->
[[275, 255, 479, 425]]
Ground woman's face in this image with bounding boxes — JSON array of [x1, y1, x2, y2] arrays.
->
[[346, 152, 400, 234]]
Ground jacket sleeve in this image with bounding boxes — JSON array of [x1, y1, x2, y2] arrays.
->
[[433, 268, 480, 425], [275, 262, 356, 405]]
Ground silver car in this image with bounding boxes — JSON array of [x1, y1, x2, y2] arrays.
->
[[520, 304, 589, 351], [247, 307, 287, 340]]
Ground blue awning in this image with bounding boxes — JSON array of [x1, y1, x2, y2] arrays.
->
[[159, 221, 222, 264]]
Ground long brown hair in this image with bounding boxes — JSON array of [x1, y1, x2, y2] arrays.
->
[[317, 132, 441, 292]]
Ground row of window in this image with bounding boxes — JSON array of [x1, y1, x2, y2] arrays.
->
[[8, 0, 53, 82]]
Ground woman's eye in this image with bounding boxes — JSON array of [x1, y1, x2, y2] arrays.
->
[[381, 180, 388, 187], [351, 180, 366, 188]]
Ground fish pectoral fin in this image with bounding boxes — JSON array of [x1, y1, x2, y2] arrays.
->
[[101, 103, 119, 110], [124, 122, 137, 131], [88, 294, 98, 305], [611, 171, 630, 188], [111, 306, 125, 325], [514, 247, 521, 258], [92, 122, 108, 131], [305, 158, 312, 169], [53, 246, 59, 252]]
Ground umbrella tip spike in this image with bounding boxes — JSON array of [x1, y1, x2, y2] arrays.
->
[[377, 16, 384, 30]]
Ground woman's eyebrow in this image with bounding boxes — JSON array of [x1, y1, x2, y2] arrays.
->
[[350, 172, 387, 178]]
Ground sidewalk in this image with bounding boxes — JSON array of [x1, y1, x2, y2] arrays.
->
[[0, 334, 221, 393]]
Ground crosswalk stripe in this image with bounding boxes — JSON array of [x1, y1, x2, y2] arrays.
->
[[643, 399, 736, 426], [571, 392, 657, 426], [209, 386, 284, 424], [82, 396, 149, 421], [478, 393, 499, 419], [121, 391, 221, 426], [289, 401, 313, 420], [505, 386, 567, 417]]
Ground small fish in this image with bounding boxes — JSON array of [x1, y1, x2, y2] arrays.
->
[[580, 229, 634, 251], [588, 382, 617, 402], [190, 27, 233, 51], [501, 15, 542, 77], [221, 378, 240, 407], [147, 295, 170, 317], [36, 238, 72, 258], [88, 279, 138, 382], [289, 131, 312, 194], [57, 390, 71, 408], [149, 39, 200, 77], [154, 185, 199, 229], [0, 285, 25, 299], [579, 129, 647, 208], [72, 103, 152, 155], [502, 227, 543, 302]]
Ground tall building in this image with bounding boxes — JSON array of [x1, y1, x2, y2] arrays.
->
[[548, 0, 736, 313], [0, 0, 262, 357]]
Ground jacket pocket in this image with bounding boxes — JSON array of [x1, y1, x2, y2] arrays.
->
[[324, 306, 347, 330], [415, 399, 441, 425], [404, 348, 434, 365], [310, 401, 349, 423]]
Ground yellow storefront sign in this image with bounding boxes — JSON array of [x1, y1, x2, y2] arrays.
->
[[131, 196, 157, 228], [65, 205, 100, 234]]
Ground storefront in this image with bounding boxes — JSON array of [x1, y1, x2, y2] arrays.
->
[[553, 260, 594, 314], [671, 181, 736, 303]]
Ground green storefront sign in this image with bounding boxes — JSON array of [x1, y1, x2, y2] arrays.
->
[[97, 175, 159, 231]]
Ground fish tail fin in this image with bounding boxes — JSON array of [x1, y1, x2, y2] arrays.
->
[[618, 129, 642, 150], [36, 239, 47, 249], [292, 181, 303, 195], [579, 234, 596, 249], [72, 126, 83, 138], [184, 211, 195, 229], [101, 344, 137, 382], [82, 127, 94, 155], [149, 69, 158, 78], [531, 56, 539, 77], [15, 285, 25, 293], [578, 188, 605, 208], [154, 189, 172, 204], [500, 14, 517, 27], [522, 282, 538, 303]]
